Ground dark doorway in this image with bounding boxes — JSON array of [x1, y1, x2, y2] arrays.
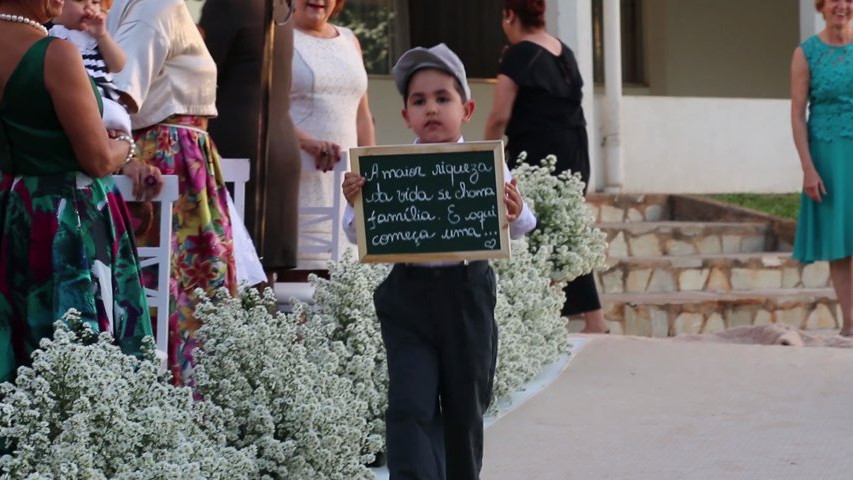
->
[[406, 1, 505, 78]]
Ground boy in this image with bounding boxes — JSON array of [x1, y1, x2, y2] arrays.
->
[[341, 44, 537, 480], [49, 0, 132, 134]]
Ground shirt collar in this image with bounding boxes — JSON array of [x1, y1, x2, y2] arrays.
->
[[414, 136, 464, 144]]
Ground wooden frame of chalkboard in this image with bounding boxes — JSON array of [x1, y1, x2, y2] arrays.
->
[[350, 141, 511, 263]]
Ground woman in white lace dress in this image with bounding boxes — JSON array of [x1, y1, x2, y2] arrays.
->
[[290, 0, 375, 272]]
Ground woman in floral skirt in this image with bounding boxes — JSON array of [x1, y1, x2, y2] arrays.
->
[[108, 0, 238, 384]]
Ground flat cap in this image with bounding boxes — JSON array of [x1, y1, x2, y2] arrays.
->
[[392, 43, 471, 101]]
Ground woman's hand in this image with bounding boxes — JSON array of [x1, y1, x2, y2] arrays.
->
[[803, 167, 827, 202], [342, 172, 366, 206], [302, 138, 341, 172], [123, 159, 163, 201], [504, 178, 523, 222]]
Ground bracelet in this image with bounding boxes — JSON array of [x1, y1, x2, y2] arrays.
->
[[115, 134, 138, 169]]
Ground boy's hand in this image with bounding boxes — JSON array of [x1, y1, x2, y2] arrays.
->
[[81, 6, 107, 40], [342, 172, 366, 207], [504, 178, 523, 222]]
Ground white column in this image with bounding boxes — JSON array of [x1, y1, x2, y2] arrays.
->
[[602, 0, 623, 192], [799, 0, 823, 41], [546, 0, 599, 191]]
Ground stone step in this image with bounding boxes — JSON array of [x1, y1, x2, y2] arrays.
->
[[594, 254, 830, 294], [600, 221, 773, 258], [592, 289, 839, 337], [586, 193, 671, 223]]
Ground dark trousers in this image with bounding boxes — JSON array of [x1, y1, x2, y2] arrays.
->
[[561, 272, 601, 316], [374, 261, 498, 480]]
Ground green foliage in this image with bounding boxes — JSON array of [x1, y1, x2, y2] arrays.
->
[[336, 2, 395, 74], [710, 193, 800, 220]]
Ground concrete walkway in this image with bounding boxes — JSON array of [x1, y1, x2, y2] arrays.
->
[[482, 335, 853, 480]]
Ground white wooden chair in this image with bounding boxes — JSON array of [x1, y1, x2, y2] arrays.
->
[[219, 158, 269, 287], [219, 157, 251, 218], [297, 153, 345, 262], [219, 155, 345, 263], [113, 174, 179, 355]]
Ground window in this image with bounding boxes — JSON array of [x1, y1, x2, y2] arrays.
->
[[336, 0, 397, 75], [592, 0, 646, 85], [339, 0, 505, 78]]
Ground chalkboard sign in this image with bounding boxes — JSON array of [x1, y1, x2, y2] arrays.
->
[[350, 141, 511, 263]]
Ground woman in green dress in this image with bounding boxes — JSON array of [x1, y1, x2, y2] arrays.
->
[[0, 0, 158, 381], [791, 0, 853, 336]]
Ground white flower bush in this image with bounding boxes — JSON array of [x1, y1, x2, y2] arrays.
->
[[0, 311, 257, 479], [294, 242, 571, 422], [0, 159, 605, 477], [487, 156, 604, 407], [490, 239, 569, 408], [304, 255, 390, 457], [512, 152, 608, 283], [192, 288, 381, 480]]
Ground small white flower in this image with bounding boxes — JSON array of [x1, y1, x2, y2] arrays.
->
[[511, 154, 608, 283], [0, 313, 257, 479]]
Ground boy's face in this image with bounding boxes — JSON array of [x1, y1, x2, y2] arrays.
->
[[402, 69, 475, 144], [54, 0, 101, 28]]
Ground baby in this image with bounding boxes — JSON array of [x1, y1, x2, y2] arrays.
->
[[49, 0, 132, 134]]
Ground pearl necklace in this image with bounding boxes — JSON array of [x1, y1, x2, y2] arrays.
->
[[0, 13, 48, 36]]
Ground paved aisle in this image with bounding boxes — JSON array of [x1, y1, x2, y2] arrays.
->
[[483, 336, 853, 480]]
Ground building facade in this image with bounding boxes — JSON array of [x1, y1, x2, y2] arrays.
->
[[188, 0, 824, 193]]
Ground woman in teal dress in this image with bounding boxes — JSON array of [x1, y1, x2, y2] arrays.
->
[[0, 0, 158, 381], [791, 0, 853, 336]]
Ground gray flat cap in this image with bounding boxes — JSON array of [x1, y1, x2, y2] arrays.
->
[[392, 43, 472, 101]]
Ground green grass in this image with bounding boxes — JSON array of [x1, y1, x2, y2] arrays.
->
[[709, 193, 801, 220]]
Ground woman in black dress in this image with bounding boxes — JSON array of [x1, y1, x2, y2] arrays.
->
[[484, 0, 608, 333]]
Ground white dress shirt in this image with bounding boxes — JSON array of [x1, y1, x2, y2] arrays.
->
[[342, 137, 537, 265]]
